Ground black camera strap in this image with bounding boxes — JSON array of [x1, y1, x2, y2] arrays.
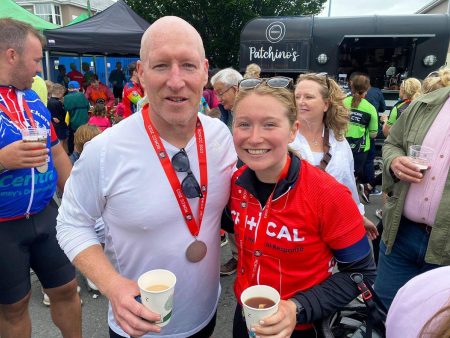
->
[[350, 273, 386, 338]]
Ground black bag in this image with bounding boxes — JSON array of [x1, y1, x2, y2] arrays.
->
[[319, 273, 387, 338]]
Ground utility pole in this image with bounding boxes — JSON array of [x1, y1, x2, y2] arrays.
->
[[328, 0, 332, 17]]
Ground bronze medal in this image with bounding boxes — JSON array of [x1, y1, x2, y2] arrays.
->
[[36, 163, 48, 173], [186, 240, 207, 263]]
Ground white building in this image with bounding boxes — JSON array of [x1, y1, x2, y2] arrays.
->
[[14, 0, 115, 26]]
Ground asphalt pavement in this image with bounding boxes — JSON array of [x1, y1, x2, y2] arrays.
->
[[28, 195, 382, 338]]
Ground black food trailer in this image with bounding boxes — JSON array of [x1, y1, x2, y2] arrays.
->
[[240, 14, 450, 156], [240, 14, 449, 86]]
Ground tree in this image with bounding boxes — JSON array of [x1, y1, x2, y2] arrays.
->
[[125, 0, 326, 68]]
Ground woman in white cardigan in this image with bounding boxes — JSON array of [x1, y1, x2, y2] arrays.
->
[[290, 73, 378, 240]]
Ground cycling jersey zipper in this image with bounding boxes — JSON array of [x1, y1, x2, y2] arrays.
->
[[25, 168, 35, 218]]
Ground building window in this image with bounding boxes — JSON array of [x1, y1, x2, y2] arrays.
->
[[34, 3, 62, 25]]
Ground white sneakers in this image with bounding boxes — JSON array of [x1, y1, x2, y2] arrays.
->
[[42, 286, 82, 306], [86, 277, 99, 292]]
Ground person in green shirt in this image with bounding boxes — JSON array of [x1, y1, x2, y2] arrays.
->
[[344, 73, 378, 203], [64, 81, 90, 154], [82, 62, 94, 91]]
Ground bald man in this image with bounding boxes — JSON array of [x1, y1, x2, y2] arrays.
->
[[56, 16, 236, 338]]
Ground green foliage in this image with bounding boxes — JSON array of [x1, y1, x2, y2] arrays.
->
[[125, 0, 326, 68]]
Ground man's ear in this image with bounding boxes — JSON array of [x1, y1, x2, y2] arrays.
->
[[5, 48, 17, 65], [202, 59, 209, 87], [136, 60, 144, 88]]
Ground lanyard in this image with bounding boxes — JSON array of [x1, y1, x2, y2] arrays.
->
[[0, 90, 36, 129], [142, 104, 207, 237], [237, 156, 291, 287]]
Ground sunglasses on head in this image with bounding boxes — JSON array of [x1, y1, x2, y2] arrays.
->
[[315, 72, 331, 90], [171, 148, 203, 199], [238, 76, 293, 90], [427, 70, 439, 78]]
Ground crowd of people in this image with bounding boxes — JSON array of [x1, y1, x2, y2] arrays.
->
[[0, 15, 449, 338]]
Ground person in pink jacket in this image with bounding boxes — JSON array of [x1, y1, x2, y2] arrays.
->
[[88, 103, 111, 131]]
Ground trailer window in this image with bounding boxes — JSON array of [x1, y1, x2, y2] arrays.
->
[[337, 36, 431, 90]]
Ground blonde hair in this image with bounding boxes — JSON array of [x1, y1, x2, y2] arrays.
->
[[45, 80, 54, 96], [296, 73, 349, 140], [234, 85, 297, 127], [51, 83, 65, 99], [244, 63, 261, 79], [74, 124, 101, 153], [349, 73, 370, 108], [400, 78, 422, 100], [422, 67, 450, 94]]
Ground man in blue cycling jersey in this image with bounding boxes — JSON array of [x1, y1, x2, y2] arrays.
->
[[0, 18, 81, 338]]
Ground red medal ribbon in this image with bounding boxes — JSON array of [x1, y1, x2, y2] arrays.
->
[[238, 155, 291, 288], [141, 104, 207, 237], [0, 89, 36, 129]]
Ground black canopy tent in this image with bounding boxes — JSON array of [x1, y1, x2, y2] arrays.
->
[[43, 0, 150, 56]]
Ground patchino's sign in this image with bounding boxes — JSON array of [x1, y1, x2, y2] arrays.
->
[[240, 20, 310, 72], [249, 46, 300, 62]]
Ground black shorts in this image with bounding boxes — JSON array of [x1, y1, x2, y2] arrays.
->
[[0, 200, 75, 304], [109, 311, 216, 338]]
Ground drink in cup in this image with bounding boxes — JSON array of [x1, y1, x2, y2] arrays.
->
[[20, 127, 48, 173], [137, 269, 176, 327], [240, 285, 280, 337], [408, 145, 434, 174]]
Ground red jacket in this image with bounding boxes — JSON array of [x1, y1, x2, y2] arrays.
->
[[230, 156, 366, 303], [67, 70, 84, 89]]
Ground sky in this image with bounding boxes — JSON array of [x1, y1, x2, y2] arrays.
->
[[319, 0, 435, 16]]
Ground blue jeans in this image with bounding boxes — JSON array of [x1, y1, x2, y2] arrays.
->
[[374, 217, 440, 310]]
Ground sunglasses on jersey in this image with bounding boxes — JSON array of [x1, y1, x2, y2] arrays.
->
[[171, 148, 203, 199], [238, 76, 293, 90]]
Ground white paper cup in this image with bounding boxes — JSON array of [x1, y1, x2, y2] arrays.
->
[[241, 285, 280, 337], [137, 269, 176, 327]]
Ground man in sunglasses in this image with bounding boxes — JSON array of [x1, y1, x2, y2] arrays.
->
[[56, 16, 237, 338]]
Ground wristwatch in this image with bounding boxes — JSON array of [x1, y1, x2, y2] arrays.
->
[[289, 298, 305, 323]]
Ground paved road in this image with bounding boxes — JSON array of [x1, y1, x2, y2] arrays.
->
[[28, 195, 382, 338]]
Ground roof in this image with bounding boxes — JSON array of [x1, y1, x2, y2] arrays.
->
[[2, 0, 59, 30], [14, 0, 116, 12], [43, 0, 150, 55], [415, 0, 447, 13]]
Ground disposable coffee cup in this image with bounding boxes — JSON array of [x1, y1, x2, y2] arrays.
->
[[137, 269, 176, 327], [241, 285, 280, 337]]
